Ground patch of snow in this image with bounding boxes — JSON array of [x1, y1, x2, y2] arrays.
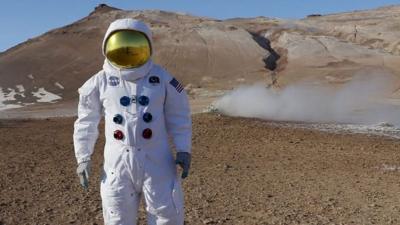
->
[[27, 74, 34, 79], [0, 87, 23, 111], [16, 84, 25, 92], [0, 104, 23, 111], [15, 85, 26, 98], [54, 82, 65, 90], [5, 88, 17, 101], [32, 88, 62, 103]]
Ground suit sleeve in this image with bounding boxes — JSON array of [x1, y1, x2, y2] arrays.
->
[[73, 75, 102, 164], [164, 73, 192, 153]]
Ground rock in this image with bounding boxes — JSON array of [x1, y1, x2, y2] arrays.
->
[[202, 218, 216, 224]]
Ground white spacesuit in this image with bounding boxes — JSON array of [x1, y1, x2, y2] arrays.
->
[[73, 18, 192, 225]]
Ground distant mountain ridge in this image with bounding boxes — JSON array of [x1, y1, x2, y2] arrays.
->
[[1, 4, 400, 118]]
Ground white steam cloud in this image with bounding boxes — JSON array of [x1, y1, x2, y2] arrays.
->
[[215, 70, 400, 126]]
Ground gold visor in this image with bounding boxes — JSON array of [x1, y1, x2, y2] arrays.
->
[[105, 30, 151, 69]]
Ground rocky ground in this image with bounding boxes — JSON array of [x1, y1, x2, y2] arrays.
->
[[1, 113, 400, 225]]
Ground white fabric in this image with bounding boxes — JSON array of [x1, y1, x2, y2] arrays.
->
[[73, 18, 191, 225], [103, 58, 153, 82]]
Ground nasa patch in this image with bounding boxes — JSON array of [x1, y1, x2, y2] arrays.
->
[[108, 76, 120, 86], [149, 76, 160, 85]]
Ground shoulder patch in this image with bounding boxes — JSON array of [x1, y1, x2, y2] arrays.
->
[[149, 76, 160, 85], [108, 76, 120, 86], [169, 78, 184, 93]]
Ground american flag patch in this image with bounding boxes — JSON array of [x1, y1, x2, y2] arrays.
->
[[169, 78, 184, 93]]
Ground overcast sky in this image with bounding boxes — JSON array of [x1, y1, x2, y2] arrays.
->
[[1, 0, 400, 52]]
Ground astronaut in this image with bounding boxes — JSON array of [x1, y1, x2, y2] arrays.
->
[[73, 18, 192, 225]]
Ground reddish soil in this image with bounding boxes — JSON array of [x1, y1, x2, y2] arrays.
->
[[1, 114, 400, 225]]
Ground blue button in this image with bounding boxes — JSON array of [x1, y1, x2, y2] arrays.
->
[[138, 96, 149, 106], [143, 112, 153, 123], [120, 96, 131, 106], [113, 114, 123, 124]]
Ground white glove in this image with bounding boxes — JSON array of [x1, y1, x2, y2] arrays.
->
[[76, 161, 91, 190]]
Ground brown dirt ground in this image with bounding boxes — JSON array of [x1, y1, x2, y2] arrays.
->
[[1, 113, 400, 225]]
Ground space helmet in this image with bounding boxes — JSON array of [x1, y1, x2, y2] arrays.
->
[[103, 19, 152, 69]]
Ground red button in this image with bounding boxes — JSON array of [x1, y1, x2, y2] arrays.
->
[[142, 128, 152, 139], [114, 130, 124, 140]]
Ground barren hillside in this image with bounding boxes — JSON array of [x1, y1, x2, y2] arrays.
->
[[1, 4, 400, 117]]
